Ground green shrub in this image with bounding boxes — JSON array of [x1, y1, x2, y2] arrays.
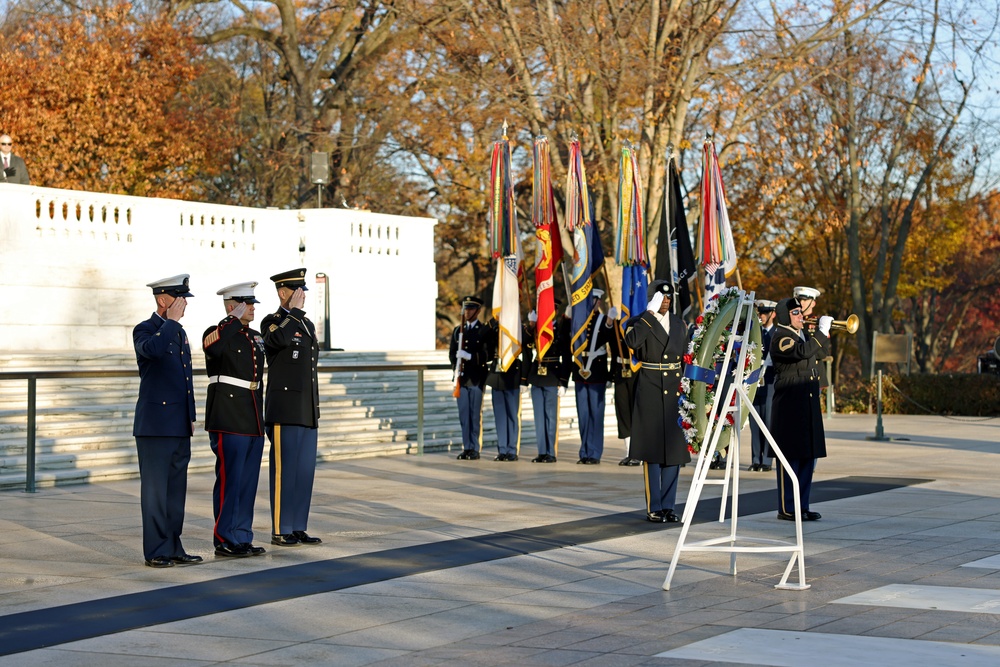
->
[[833, 373, 1000, 416]]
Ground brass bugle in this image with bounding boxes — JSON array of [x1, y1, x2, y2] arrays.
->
[[804, 314, 859, 334]]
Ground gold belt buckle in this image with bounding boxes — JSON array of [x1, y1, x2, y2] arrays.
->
[[621, 368, 632, 378], [538, 366, 548, 376], [248, 381, 259, 390]]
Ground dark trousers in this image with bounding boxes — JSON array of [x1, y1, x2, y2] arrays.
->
[[267, 424, 318, 536], [778, 458, 816, 514], [135, 436, 191, 560], [457, 385, 484, 451], [575, 382, 606, 461], [644, 462, 680, 513], [210, 432, 265, 547], [492, 387, 522, 456], [531, 385, 559, 457], [749, 384, 774, 466]]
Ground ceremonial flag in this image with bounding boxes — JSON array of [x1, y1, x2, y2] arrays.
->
[[615, 143, 648, 371], [697, 141, 737, 302], [654, 153, 696, 315], [563, 140, 605, 376], [532, 137, 563, 361], [489, 135, 522, 371]]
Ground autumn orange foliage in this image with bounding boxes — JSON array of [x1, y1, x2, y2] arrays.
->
[[0, 4, 237, 198]]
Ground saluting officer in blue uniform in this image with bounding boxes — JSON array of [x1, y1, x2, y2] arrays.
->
[[485, 317, 530, 461], [261, 268, 323, 547], [524, 307, 570, 463], [132, 274, 202, 568], [203, 282, 267, 558], [449, 296, 490, 460], [570, 289, 617, 464]]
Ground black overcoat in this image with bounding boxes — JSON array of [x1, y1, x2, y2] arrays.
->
[[623, 311, 690, 466], [768, 318, 830, 460]]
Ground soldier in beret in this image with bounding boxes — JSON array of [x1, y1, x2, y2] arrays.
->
[[132, 274, 202, 568], [770, 297, 832, 521], [261, 268, 322, 547], [749, 299, 777, 472], [524, 306, 570, 463], [450, 296, 490, 460], [202, 282, 267, 558], [624, 280, 689, 523]]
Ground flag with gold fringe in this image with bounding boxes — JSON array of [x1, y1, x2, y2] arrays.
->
[[615, 142, 648, 372], [697, 141, 737, 302], [489, 133, 522, 371], [532, 137, 563, 361]]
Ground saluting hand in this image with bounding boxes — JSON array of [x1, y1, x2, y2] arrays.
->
[[229, 302, 249, 322], [166, 296, 187, 322], [289, 287, 306, 310]]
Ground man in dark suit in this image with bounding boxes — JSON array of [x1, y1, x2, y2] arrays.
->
[[624, 281, 688, 523], [749, 299, 777, 471], [570, 289, 617, 465], [203, 281, 267, 558], [261, 268, 322, 547], [1, 135, 31, 185], [524, 308, 570, 463], [449, 296, 490, 460], [132, 274, 202, 568]]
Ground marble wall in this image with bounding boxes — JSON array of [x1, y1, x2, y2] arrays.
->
[[0, 184, 438, 352]]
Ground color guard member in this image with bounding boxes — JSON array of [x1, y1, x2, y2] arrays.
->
[[485, 317, 530, 461], [524, 308, 569, 463], [450, 296, 490, 460], [570, 289, 616, 465]]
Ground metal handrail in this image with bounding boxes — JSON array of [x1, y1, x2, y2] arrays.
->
[[1, 362, 453, 493]]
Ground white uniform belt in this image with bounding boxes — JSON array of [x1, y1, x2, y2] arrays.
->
[[209, 375, 259, 390]]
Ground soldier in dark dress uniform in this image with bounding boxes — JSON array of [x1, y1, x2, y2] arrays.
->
[[570, 290, 617, 464], [485, 319, 530, 461], [624, 280, 689, 523], [524, 309, 570, 463], [769, 297, 832, 521], [261, 268, 323, 547], [749, 299, 777, 471], [202, 282, 267, 558], [132, 274, 202, 568], [449, 296, 490, 460]]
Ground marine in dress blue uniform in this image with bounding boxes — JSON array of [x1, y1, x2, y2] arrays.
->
[[749, 300, 777, 471], [261, 268, 322, 547], [570, 291, 617, 464], [624, 281, 689, 523], [769, 296, 831, 522], [202, 282, 267, 558], [132, 274, 202, 568], [449, 296, 490, 460], [524, 309, 570, 463], [484, 318, 530, 461]]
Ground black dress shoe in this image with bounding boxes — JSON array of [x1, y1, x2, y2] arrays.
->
[[270, 534, 300, 546], [215, 543, 251, 557], [241, 544, 267, 556], [532, 455, 545, 462], [144, 556, 174, 568], [749, 463, 760, 472], [577, 458, 586, 464], [619, 457, 642, 466], [170, 553, 204, 565], [507, 454, 518, 461], [663, 510, 681, 523], [467, 450, 480, 460], [802, 511, 822, 521], [583, 457, 600, 465], [494, 453, 508, 461], [760, 464, 772, 472], [646, 511, 666, 523], [548, 455, 557, 463], [776, 511, 796, 521], [457, 450, 471, 460], [292, 531, 322, 544]]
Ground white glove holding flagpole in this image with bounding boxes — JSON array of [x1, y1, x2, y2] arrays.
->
[[818, 316, 833, 336], [528, 310, 537, 323], [557, 386, 566, 397], [457, 350, 472, 361], [647, 292, 664, 313], [607, 306, 619, 320]]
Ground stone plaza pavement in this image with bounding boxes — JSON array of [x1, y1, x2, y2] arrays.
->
[[1, 413, 1000, 666]]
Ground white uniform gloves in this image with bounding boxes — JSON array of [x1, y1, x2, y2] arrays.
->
[[647, 291, 664, 313], [818, 315, 833, 336]]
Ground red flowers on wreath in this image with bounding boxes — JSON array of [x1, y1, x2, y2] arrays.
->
[[695, 315, 704, 324], [683, 353, 693, 364]]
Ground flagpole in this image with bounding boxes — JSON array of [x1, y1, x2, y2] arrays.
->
[[601, 263, 627, 365]]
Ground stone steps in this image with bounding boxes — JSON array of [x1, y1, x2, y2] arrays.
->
[[0, 351, 619, 491]]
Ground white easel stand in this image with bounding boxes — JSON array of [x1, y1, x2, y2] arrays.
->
[[664, 294, 809, 591]]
